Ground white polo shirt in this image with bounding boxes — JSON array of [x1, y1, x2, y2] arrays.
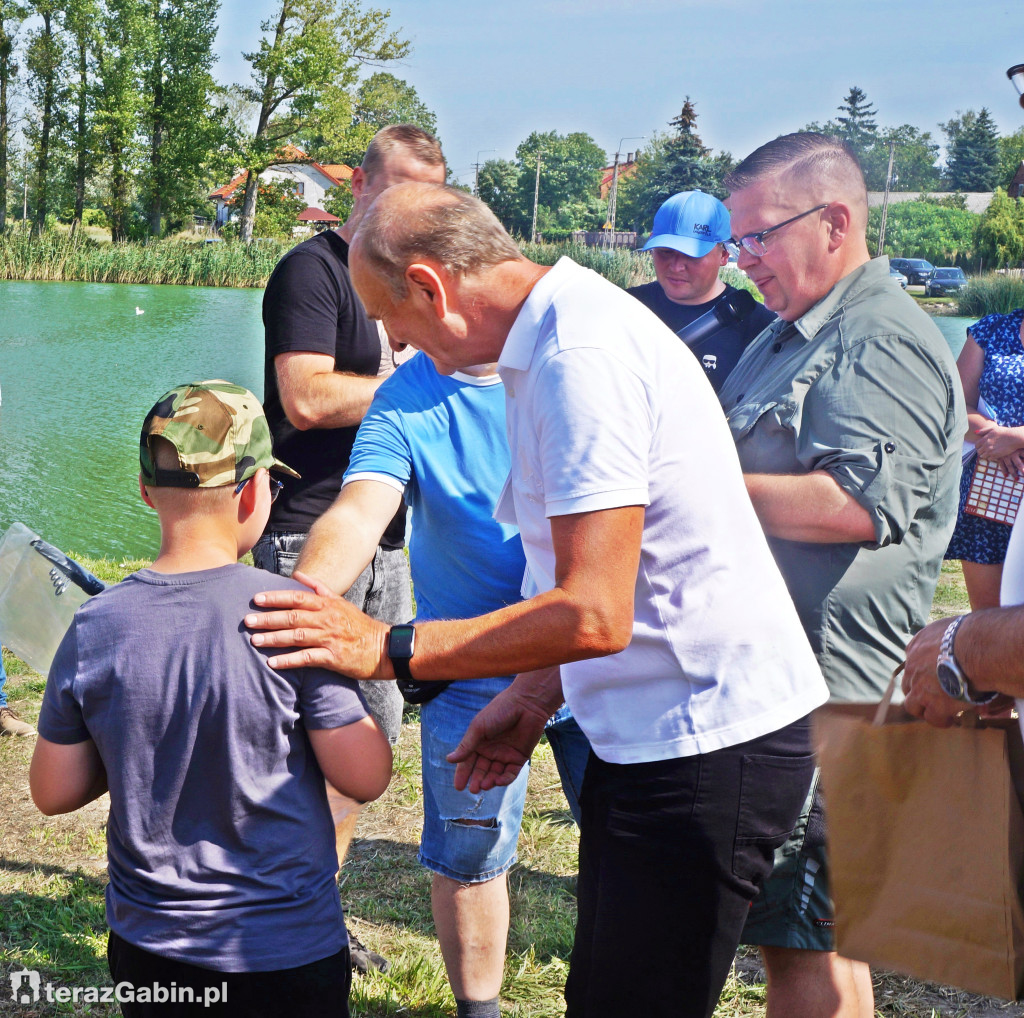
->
[[495, 258, 827, 764]]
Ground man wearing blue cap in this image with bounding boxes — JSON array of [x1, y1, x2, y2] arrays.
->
[[628, 190, 774, 392]]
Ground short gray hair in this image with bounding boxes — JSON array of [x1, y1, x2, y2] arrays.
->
[[356, 183, 523, 297]]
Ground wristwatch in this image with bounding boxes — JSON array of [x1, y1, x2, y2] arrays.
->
[[387, 624, 416, 682], [936, 616, 998, 705]]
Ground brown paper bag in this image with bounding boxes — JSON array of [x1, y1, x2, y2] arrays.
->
[[813, 704, 1024, 1000]]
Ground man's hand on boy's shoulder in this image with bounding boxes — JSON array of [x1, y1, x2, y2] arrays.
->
[[246, 571, 391, 681]]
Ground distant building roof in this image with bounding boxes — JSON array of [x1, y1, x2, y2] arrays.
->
[[297, 206, 340, 223], [600, 160, 638, 200], [867, 191, 994, 215], [207, 148, 352, 202], [319, 164, 354, 182], [209, 171, 249, 200]]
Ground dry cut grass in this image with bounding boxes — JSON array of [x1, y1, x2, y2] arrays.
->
[[0, 556, 1020, 1016]]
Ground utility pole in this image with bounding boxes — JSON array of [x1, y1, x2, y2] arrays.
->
[[877, 140, 896, 256], [474, 149, 496, 196], [531, 149, 541, 243], [607, 136, 643, 233]]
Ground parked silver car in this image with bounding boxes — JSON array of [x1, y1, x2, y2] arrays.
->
[[888, 265, 908, 288]]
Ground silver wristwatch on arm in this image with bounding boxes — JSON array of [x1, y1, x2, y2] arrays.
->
[[935, 615, 999, 705]]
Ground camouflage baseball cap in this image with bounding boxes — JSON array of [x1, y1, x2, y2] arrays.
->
[[140, 380, 300, 488]]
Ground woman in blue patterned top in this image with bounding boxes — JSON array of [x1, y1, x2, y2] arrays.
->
[[946, 308, 1024, 609]]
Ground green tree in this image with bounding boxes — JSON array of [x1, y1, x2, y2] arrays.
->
[[514, 130, 606, 238], [322, 179, 352, 221], [233, 0, 409, 243], [835, 85, 879, 166], [975, 187, 1024, 268], [942, 108, 1000, 192], [310, 71, 437, 165], [616, 99, 732, 232], [226, 178, 304, 239], [861, 125, 940, 192], [997, 127, 1024, 191], [0, 1, 27, 228], [25, 0, 68, 229], [140, 0, 225, 236], [870, 198, 979, 264], [63, 0, 97, 227], [476, 156, 522, 232], [94, 0, 146, 240]]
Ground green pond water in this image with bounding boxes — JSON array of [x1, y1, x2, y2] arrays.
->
[[0, 277, 978, 561], [0, 280, 265, 559]]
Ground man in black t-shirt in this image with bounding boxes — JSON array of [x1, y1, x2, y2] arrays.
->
[[628, 190, 774, 391], [255, 124, 446, 974]]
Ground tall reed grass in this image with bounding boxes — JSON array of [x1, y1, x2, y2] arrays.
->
[[517, 240, 654, 290], [958, 273, 1024, 318], [0, 228, 289, 288]]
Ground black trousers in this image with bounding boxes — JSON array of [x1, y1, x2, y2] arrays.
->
[[107, 930, 351, 1017], [564, 715, 815, 1018]]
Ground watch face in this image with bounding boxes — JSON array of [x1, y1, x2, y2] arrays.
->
[[388, 625, 415, 660], [937, 659, 965, 701]]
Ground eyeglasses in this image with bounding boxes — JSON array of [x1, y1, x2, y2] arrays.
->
[[728, 204, 829, 258], [234, 475, 284, 503]]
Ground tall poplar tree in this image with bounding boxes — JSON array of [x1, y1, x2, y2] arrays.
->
[[94, 0, 145, 240], [140, 0, 223, 236], [0, 1, 27, 228], [25, 0, 67, 229], [63, 0, 97, 226], [233, 0, 409, 243]]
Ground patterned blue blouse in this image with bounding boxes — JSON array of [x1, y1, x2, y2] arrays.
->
[[946, 309, 1024, 564]]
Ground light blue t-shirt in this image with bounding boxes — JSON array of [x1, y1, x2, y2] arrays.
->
[[38, 563, 368, 972], [345, 353, 525, 624]]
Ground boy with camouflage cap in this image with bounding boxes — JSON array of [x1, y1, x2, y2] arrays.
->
[[30, 381, 392, 1017]]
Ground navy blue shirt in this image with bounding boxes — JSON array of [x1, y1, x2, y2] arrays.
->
[[627, 281, 775, 392]]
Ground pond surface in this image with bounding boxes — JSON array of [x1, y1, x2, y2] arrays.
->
[[0, 280, 264, 559], [0, 278, 978, 561]]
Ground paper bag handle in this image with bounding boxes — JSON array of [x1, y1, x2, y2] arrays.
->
[[872, 662, 905, 728]]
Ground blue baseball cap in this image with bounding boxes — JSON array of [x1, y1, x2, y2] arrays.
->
[[640, 190, 731, 258]]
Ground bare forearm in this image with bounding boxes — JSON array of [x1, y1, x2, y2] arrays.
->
[[405, 588, 629, 682], [744, 471, 876, 543], [283, 371, 382, 430], [957, 608, 1024, 697], [297, 500, 387, 595]]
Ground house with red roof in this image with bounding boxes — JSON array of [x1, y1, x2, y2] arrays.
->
[[208, 145, 353, 231]]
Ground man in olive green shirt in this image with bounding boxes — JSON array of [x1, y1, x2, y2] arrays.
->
[[717, 133, 965, 1018]]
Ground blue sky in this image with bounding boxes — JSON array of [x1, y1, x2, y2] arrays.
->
[[214, 0, 1024, 186]]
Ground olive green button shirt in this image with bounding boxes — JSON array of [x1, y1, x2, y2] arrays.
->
[[718, 257, 966, 702]]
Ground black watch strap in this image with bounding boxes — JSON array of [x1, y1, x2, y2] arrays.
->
[[387, 624, 416, 682]]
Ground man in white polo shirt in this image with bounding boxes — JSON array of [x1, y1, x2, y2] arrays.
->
[[246, 183, 829, 1018]]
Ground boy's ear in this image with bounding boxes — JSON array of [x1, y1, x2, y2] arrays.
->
[[236, 470, 261, 519], [139, 475, 155, 508]]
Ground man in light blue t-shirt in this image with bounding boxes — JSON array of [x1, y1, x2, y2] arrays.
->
[[295, 351, 587, 1018]]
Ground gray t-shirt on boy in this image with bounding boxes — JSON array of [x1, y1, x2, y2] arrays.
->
[[38, 564, 368, 972]]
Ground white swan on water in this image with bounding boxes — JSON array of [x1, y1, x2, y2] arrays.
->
[[135, 307, 144, 315]]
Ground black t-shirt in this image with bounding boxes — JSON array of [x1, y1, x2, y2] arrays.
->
[[626, 281, 776, 392], [262, 230, 405, 545]]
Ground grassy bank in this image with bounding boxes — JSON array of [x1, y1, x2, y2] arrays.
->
[[2, 557, 1013, 1016], [0, 229, 289, 288], [958, 273, 1024, 318]]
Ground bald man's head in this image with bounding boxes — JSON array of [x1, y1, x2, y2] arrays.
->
[[352, 182, 523, 298], [726, 132, 868, 233]]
